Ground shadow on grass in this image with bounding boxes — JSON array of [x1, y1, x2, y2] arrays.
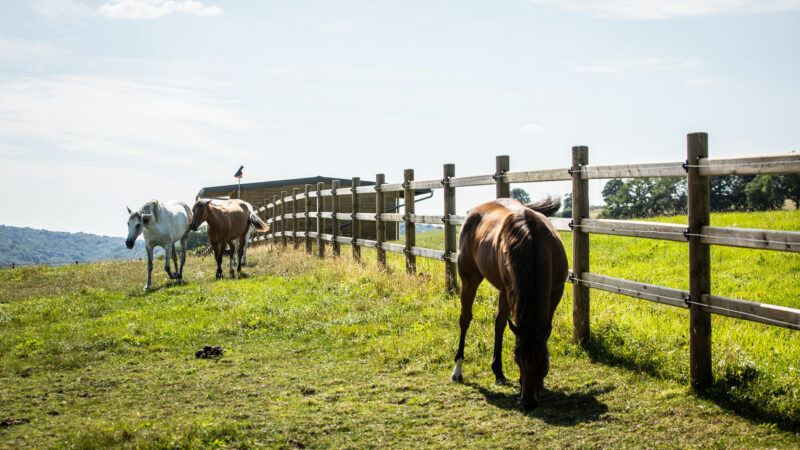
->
[[466, 382, 611, 426], [583, 331, 800, 433]]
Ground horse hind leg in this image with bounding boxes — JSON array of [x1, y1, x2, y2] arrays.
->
[[177, 236, 188, 282], [236, 236, 246, 274], [491, 291, 511, 384], [228, 240, 236, 277], [171, 245, 179, 276], [163, 243, 175, 279], [451, 273, 482, 383]]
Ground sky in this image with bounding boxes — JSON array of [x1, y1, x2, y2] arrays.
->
[[0, 0, 798, 237]]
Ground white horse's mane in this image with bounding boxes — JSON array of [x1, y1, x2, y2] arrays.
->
[[138, 200, 161, 222]]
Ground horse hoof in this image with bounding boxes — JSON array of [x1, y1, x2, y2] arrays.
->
[[495, 378, 509, 386], [450, 374, 463, 383], [143, 285, 150, 290]]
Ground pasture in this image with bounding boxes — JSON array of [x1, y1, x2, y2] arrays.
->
[[0, 211, 798, 447]]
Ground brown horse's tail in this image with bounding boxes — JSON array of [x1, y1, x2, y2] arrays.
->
[[504, 209, 551, 332], [525, 195, 561, 217], [249, 211, 269, 232]]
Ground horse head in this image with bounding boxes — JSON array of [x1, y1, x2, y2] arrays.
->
[[509, 321, 550, 410], [189, 199, 211, 231], [126, 206, 154, 249]]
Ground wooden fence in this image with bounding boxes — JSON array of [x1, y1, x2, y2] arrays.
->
[[250, 132, 800, 388]]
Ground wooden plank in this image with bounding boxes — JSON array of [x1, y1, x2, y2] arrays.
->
[[320, 234, 334, 242], [280, 190, 287, 248], [580, 273, 689, 309], [700, 153, 800, 176], [305, 184, 312, 254], [580, 161, 686, 179], [316, 182, 324, 258], [404, 169, 416, 275], [549, 217, 572, 232], [409, 214, 445, 225], [700, 226, 800, 253], [443, 163, 458, 293], [450, 215, 466, 225], [410, 246, 446, 260], [335, 236, 353, 245], [380, 213, 403, 222], [306, 212, 317, 218], [376, 174, 386, 268], [572, 146, 590, 345], [353, 212, 374, 221], [334, 187, 351, 196], [308, 231, 318, 238], [355, 185, 374, 194], [351, 177, 361, 262], [380, 182, 404, 192], [381, 242, 405, 254], [319, 212, 334, 219], [505, 168, 572, 183], [496, 155, 510, 198], [319, 189, 333, 197], [702, 294, 800, 331], [448, 174, 495, 188], [331, 180, 341, 256], [579, 218, 688, 242], [409, 179, 444, 190], [354, 238, 378, 249]]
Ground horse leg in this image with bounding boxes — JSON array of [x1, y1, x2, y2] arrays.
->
[[492, 290, 511, 384], [236, 234, 246, 274], [144, 245, 154, 290], [213, 241, 224, 279], [228, 240, 236, 278], [242, 228, 251, 266], [177, 235, 188, 282], [171, 245, 179, 275], [163, 243, 175, 279], [451, 274, 482, 383]]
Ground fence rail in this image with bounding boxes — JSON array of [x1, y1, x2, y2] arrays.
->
[[250, 132, 800, 388]]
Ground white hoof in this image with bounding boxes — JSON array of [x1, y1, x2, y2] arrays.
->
[[451, 358, 464, 383]]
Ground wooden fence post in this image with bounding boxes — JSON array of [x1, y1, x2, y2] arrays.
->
[[272, 195, 279, 247], [403, 169, 416, 274], [332, 180, 341, 257], [292, 188, 299, 249], [352, 177, 361, 262], [305, 184, 312, 254], [496, 155, 510, 198], [280, 190, 287, 248], [443, 163, 458, 294], [572, 146, 590, 345], [316, 182, 325, 258], [375, 173, 386, 269], [688, 132, 712, 388]]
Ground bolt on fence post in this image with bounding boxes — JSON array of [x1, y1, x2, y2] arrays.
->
[[496, 155, 510, 199], [280, 190, 287, 248], [316, 182, 325, 258], [403, 169, 416, 275], [352, 177, 361, 262], [443, 163, 458, 294], [272, 195, 279, 247], [572, 145, 590, 345], [304, 184, 312, 254], [332, 180, 341, 257], [292, 188, 299, 249], [375, 173, 386, 269], [688, 132, 712, 389]]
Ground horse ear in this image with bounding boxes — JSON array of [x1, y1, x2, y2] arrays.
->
[[142, 214, 152, 226], [508, 319, 520, 336], [127, 206, 132, 214]]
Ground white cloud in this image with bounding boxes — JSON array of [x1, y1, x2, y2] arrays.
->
[[0, 76, 258, 166], [0, 37, 64, 63], [31, 0, 95, 20], [98, 0, 222, 19], [529, 0, 800, 20], [520, 122, 549, 133], [575, 57, 702, 74]]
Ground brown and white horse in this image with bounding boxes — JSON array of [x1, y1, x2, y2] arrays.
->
[[451, 196, 567, 410], [189, 199, 268, 279]]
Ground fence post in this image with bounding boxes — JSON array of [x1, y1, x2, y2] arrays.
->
[[352, 177, 361, 262], [572, 146, 590, 345], [316, 182, 325, 258], [496, 155, 510, 198], [272, 195, 279, 247], [292, 188, 299, 249], [403, 169, 416, 274], [688, 132, 712, 388], [280, 191, 287, 248], [305, 184, 312, 254], [375, 173, 386, 269], [443, 163, 458, 294], [332, 180, 341, 257]]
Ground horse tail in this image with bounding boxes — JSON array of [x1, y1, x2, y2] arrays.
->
[[504, 209, 549, 331], [249, 211, 269, 232], [524, 195, 561, 217]]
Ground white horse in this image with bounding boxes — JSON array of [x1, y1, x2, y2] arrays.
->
[[126, 200, 192, 290]]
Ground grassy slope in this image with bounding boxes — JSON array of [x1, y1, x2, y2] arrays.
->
[[0, 211, 798, 448]]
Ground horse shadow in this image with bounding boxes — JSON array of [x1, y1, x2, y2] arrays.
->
[[465, 381, 611, 426]]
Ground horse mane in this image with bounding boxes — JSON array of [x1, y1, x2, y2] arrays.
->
[[138, 200, 161, 222]]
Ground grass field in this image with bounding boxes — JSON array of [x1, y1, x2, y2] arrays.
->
[[0, 211, 798, 447]]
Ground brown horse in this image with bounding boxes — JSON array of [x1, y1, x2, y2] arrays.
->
[[189, 199, 268, 279], [451, 196, 567, 410]]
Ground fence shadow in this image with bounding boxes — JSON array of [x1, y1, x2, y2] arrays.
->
[[583, 333, 800, 433], [465, 382, 611, 426]]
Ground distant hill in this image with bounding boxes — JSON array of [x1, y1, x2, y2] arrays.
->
[[0, 225, 160, 266]]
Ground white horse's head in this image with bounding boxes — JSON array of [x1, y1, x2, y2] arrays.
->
[[125, 206, 153, 249]]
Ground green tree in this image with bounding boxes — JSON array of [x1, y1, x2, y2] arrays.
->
[[185, 225, 209, 251], [511, 188, 531, 204], [600, 178, 687, 219], [745, 175, 784, 210], [559, 193, 572, 218], [710, 175, 754, 211]]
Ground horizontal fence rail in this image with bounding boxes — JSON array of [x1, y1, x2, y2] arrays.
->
[[248, 133, 799, 388]]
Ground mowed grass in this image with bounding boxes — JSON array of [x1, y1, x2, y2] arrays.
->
[[0, 210, 798, 448]]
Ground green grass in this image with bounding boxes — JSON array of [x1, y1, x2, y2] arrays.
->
[[0, 210, 798, 448]]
